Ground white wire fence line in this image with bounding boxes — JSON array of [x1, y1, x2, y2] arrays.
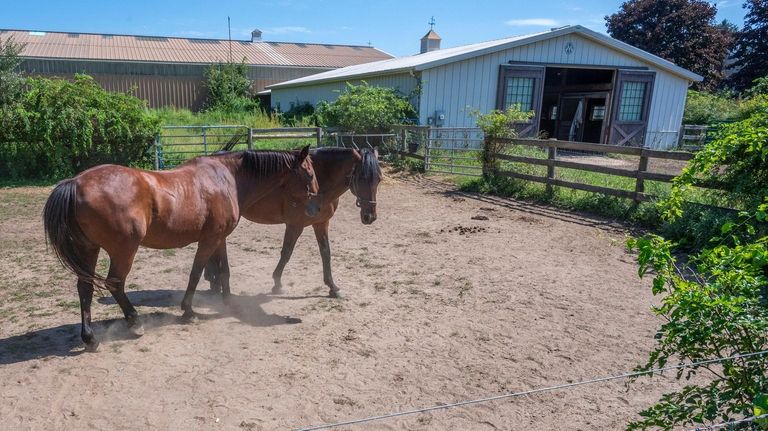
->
[[294, 349, 768, 431], [688, 413, 768, 431]]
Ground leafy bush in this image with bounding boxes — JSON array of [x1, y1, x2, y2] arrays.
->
[[277, 101, 315, 127], [203, 61, 260, 112], [663, 101, 768, 220], [153, 107, 279, 128], [470, 105, 534, 176], [314, 82, 417, 133], [626, 204, 768, 431], [683, 90, 740, 125], [0, 74, 160, 179]]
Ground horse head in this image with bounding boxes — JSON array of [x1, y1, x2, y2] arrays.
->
[[288, 145, 321, 218], [350, 147, 381, 225]]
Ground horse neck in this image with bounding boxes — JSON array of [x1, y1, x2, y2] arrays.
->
[[227, 154, 290, 209], [315, 153, 358, 201]]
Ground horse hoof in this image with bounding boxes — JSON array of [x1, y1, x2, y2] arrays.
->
[[128, 323, 145, 338], [84, 340, 100, 352], [328, 289, 342, 299], [181, 310, 197, 323], [271, 286, 284, 295]]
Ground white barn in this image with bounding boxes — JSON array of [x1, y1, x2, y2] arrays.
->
[[269, 25, 702, 149]]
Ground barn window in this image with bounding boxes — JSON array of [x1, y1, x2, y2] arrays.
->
[[504, 77, 534, 111], [617, 81, 646, 121]]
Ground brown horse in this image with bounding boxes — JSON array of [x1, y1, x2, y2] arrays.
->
[[205, 147, 381, 298], [43, 147, 320, 351]]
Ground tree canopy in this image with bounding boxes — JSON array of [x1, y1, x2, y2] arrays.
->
[[605, 0, 732, 89], [729, 0, 768, 92]]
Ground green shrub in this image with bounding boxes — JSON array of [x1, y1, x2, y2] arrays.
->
[[663, 100, 768, 220], [277, 101, 315, 127], [626, 204, 768, 430], [0, 74, 160, 179], [683, 90, 740, 125], [203, 61, 260, 112], [314, 82, 417, 133]]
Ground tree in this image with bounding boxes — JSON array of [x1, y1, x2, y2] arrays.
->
[[605, 0, 732, 89], [314, 82, 417, 133], [729, 0, 768, 92], [0, 36, 26, 106], [203, 60, 259, 112]]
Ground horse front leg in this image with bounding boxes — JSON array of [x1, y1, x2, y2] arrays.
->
[[312, 220, 340, 298], [271, 224, 303, 294]]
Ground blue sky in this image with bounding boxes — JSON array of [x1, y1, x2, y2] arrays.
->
[[0, 0, 747, 56]]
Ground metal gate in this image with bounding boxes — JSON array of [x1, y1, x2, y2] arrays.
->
[[424, 127, 484, 177], [154, 125, 249, 169]]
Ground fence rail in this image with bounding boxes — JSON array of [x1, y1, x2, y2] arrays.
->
[[153, 126, 323, 169], [492, 137, 695, 202]]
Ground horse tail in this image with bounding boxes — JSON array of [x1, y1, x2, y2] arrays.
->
[[43, 179, 105, 286]]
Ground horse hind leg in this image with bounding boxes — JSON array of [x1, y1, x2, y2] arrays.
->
[[181, 238, 222, 320], [105, 246, 144, 338], [76, 247, 101, 351], [203, 257, 222, 294]]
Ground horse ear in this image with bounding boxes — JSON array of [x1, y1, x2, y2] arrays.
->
[[299, 145, 310, 161], [373, 146, 379, 159]]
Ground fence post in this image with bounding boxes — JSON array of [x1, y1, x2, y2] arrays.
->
[[315, 127, 323, 147], [635, 151, 649, 202], [546, 145, 557, 195], [154, 134, 160, 170], [202, 127, 208, 155]]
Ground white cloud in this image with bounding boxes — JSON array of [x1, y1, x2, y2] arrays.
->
[[262, 26, 312, 35], [505, 18, 560, 27]]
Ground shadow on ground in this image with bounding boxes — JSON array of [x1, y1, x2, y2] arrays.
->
[[403, 175, 633, 234], [0, 289, 304, 365]]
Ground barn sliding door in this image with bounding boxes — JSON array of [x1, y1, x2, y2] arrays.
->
[[496, 65, 545, 137], [608, 70, 655, 146]]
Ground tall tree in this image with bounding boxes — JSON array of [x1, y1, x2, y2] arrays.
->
[[605, 0, 732, 89], [0, 36, 25, 106], [729, 0, 768, 92]]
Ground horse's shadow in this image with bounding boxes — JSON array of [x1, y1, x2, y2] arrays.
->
[[0, 288, 303, 365]]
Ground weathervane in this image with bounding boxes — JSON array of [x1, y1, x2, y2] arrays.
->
[[429, 16, 436, 30]]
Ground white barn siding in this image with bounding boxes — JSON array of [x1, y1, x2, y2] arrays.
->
[[419, 33, 689, 148], [271, 73, 419, 111]]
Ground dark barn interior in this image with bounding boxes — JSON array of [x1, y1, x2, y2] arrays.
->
[[539, 67, 614, 144]]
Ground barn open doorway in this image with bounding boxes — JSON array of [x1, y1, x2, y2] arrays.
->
[[538, 67, 614, 143]]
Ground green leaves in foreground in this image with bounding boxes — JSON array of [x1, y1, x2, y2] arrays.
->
[[626, 206, 768, 430]]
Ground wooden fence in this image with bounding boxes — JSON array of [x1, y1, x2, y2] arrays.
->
[[399, 135, 699, 203], [491, 138, 695, 202]]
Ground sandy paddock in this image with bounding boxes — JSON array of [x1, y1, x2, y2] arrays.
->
[[0, 171, 688, 430]]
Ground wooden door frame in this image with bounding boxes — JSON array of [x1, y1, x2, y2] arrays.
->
[[608, 70, 655, 146], [496, 65, 546, 137]]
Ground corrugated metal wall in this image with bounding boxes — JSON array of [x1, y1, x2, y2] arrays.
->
[[270, 73, 420, 111], [418, 33, 690, 148], [20, 59, 333, 111]]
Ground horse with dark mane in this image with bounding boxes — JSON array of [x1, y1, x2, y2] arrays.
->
[[43, 147, 320, 351], [205, 146, 381, 298]]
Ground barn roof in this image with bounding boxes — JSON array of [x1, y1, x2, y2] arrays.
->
[[0, 29, 393, 68], [269, 25, 703, 89]]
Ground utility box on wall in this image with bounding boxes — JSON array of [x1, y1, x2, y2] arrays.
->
[[434, 110, 445, 126]]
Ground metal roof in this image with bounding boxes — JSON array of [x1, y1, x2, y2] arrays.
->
[[269, 25, 703, 89], [0, 29, 392, 68]]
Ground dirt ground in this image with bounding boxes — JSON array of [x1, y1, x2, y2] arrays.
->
[[0, 170, 694, 430]]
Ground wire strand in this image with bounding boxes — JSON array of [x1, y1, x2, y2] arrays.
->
[[295, 349, 768, 431], [689, 413, 768, 431]]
